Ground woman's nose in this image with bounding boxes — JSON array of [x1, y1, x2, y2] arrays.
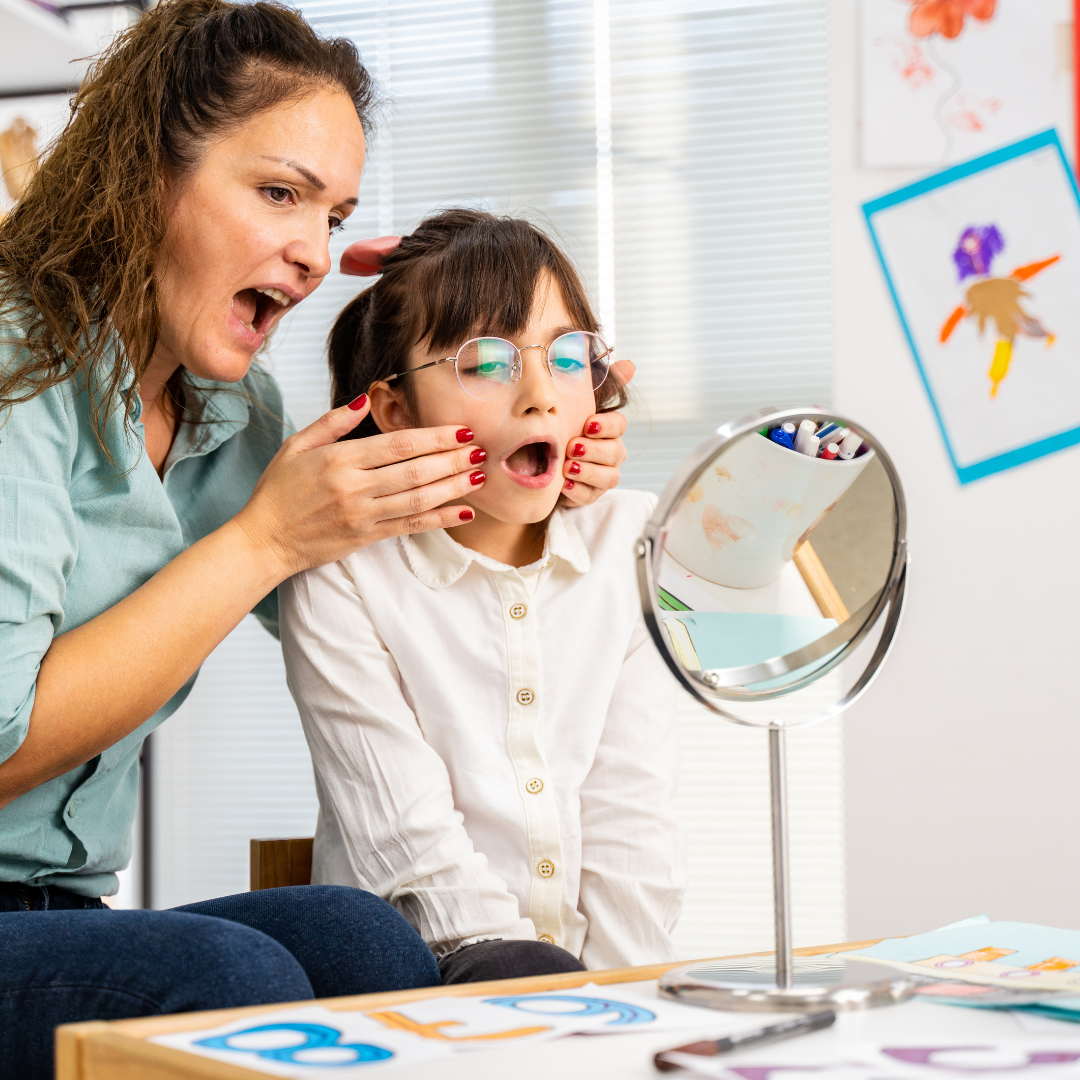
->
[[283, 221, 332, 281]]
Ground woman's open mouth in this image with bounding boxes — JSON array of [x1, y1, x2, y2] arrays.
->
[[501, 440, 558, 489], [231, 287, 294, 341]]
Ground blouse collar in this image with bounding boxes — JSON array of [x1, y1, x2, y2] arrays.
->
[[401, 507, 591, 589]]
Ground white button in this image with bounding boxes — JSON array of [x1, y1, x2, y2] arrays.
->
[[510, 603, 527, 619], [525, 778, 543, 794], [538, 934, 554, 944], [537, 859, 555, 878], [516, 688, 535, 706]]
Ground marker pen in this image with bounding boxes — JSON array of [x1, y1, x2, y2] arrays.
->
[[801, 434, 820, 458], [820, 442, 839, 460], [815, 422, 840, 442], [793, 419, 817, 455], [770, 424, 795, 450], [837, 431, 863, 460]]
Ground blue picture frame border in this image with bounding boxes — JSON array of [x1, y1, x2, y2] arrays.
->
[[862, 129, 1080, 484]]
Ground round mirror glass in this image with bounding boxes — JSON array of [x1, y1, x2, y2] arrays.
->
[[638, 407, 907, 729]]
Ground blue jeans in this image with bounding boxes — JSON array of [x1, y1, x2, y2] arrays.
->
[[0, 883, 440, 1080]]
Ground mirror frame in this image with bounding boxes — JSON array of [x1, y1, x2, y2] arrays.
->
[[636, 405, 909, 729]]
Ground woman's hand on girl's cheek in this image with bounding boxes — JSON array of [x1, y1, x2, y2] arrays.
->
[[559, 410, 628, 507]]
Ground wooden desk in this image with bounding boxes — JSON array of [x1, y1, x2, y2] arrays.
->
[[57, 938, 1034, 1080]]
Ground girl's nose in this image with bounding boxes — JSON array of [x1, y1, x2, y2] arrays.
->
[[514, 347, 558, 413]]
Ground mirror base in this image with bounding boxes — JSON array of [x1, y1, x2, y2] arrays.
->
[[658, 955, 916, 1012]]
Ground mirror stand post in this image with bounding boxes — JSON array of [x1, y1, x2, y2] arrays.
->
[[768, 723, 793, 991]]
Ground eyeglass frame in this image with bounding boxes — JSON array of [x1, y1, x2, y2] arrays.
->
[[382, 330, 615, 397]]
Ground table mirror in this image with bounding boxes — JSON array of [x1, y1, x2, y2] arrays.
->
[[638, 406, 912, 1012]]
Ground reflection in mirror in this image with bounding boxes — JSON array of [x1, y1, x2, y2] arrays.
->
[[653, 416, 900, 703]]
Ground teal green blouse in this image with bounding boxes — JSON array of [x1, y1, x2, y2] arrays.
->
[[0, 330, 286, 897]]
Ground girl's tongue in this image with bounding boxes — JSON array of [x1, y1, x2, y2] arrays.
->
[[506, 443, 548, 477]]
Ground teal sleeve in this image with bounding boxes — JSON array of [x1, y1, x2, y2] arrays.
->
[[252, 587, 280, 640], [0, 383, 78, 764], [251, 405, 290, 638], [251, 375, 286, 639]]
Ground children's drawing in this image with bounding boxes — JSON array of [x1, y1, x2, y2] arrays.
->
[[938, 224, 1060, 397], [0, 118, 39, 203], [860, 1, 1062, 168], [907, 0, 996, 41], [864, 130, 1080, 483], [0, 94, 71, 217]]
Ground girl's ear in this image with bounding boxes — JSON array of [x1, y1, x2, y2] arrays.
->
[[368, 380, 413, 433]]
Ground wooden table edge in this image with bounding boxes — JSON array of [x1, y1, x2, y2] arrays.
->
[[56, 938, 881, 1080]]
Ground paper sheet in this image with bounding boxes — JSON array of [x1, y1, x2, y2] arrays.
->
[[149, 984, 737, 1074], [848, 920, 1080, 992], [859, 0, 1062, 169], [663, 1040, 1080, 1080], [151, 1005, 449, 1076], [864, 130, 1080, 483]]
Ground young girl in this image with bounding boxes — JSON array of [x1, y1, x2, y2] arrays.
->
[[280, 209, 685, 982]]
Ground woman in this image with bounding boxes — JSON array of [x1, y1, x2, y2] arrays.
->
[[0, 1, 629, 1073]]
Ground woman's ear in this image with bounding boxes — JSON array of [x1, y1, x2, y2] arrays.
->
[[368, 380, 413, 433]]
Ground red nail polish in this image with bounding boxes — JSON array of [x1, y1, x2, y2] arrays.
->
[[564, 479, 575, 490], [348, 393, 367, 411], [572, 443, 586, 457], [456, 428, 474, 443], [459, 509, 474, 521], [469, 448, 487, 465], [568, 461, 581, 475], [469, 470, 486, 486], [587, 422, 601, 435]]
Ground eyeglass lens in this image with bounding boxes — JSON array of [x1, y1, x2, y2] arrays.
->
[[454, 332, 609, 401]]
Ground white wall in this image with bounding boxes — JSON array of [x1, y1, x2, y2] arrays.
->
[[829, 0, 1080, 940]]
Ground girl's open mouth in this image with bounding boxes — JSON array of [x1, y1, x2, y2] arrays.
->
[[231, 287, 293, 340], [501, 440, 558, 489]]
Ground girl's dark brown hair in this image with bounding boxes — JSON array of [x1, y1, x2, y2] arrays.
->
[[328, 208, 627, 440], [0, 0, 376, 452]]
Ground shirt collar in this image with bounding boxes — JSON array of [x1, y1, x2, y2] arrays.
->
[[401, 507, 591, 589], [162, 374, 253, 472]]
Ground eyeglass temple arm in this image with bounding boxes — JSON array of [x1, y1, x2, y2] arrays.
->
[[384, 357, 457, 383]]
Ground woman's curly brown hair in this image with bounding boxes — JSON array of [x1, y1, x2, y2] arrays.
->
[[0, 0, 376, 455]]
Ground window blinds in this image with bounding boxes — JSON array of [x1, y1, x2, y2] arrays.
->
[[149, 0, 842, 959]]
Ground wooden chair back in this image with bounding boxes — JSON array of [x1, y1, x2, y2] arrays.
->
[[249, 837, 314, 891]]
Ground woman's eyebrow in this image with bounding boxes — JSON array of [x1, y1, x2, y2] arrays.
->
[[260, 156, 360, 207]]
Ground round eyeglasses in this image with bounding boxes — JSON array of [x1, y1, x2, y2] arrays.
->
[[384, 331, 614, 401]]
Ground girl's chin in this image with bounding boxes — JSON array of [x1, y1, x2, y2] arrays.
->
[[469, 486, 562, 525]]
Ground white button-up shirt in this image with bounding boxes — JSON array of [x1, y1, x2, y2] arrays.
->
[[279, 489, 686, 969]]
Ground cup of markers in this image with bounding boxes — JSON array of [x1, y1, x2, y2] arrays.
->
[[665, 417, 875, 589], [766, 419, 864, 462]]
